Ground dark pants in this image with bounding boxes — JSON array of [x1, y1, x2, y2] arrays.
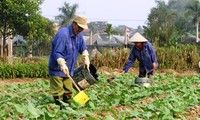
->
[[139, 71, 154, 79]]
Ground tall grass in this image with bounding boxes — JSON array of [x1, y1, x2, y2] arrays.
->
[[91, 48, 130, 69], [0, 45, 199, 79], [91, 44, 200, 71], [156, 44, 199, 70]]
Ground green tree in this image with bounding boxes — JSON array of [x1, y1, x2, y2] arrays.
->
[[104, 24, 113, 36], [55, 2, 78, 28], [168, 0, 189, 42], [0, 0, 43, 62], [144, 0, 177, 46], [24, 14, 55, 58], [168, 0, 200, 43], [185, 0, 200, 43], [104, 24, 113, 45], [88, 22, 97, 34], [112, 26, 124, 36]]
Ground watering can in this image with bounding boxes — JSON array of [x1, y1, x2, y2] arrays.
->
[[72, 64, 98, 90], [135, 77, 151, 87]]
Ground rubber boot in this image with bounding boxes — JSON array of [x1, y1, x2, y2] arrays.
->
[[63, 93, 72, 104], [53, 96, 60, 105], [148, 75, 154, 85], [53, 96, 63, 110]]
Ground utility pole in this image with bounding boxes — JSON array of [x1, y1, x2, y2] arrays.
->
[[196, 22, 199, 42], [124, 27, 127, 48], [89, 30, 93, 45], [124, 27, 130, 48]]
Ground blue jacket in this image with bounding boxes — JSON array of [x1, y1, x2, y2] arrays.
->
[[123, 41, 158, 73], [48, 25, 88, 77]]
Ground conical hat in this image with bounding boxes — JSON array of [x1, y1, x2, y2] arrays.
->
[[129, 32, 148, 42]]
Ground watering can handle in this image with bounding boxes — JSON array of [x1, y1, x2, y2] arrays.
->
[[66, 73, 81, 92]]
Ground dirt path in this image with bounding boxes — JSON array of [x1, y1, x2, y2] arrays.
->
[[97, 67, 200, 77], [0, 78, 49, 86]]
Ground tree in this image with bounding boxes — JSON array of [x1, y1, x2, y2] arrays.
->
[[144, 0, 177, 46], [55, 2, 78, 28], [185, 0, 200, 43], [104, 24, 113, 36], [23, 15, 55, 58], [104, 24, 113, 45], [88, 22, 97, 34], [168, 0, 189, 42], [0, 0, 43, 62], [112, 26, 124, 36]]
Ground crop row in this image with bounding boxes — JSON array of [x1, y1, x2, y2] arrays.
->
[[0, 73, 199, 119]]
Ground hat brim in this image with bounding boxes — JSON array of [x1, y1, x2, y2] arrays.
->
[[129, 32, 148, 42], [130, 39, 148, 42], [77, 23, 88, 29]]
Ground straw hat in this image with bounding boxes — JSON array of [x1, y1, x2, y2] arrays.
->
[[73, 15, 88, 29], [129, 32, 148, 42]]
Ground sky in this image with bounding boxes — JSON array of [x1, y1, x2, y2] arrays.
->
[[40, 0, 169, 28]]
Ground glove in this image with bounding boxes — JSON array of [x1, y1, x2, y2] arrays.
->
[[152, 62, 157, 69], [121, 70, 125, 74], [82, 50, 90, 71], [57, 58, 69, 75], [198, 61, 200, 68]]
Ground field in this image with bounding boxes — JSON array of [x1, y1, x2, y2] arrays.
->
[[0, 67, 200, 119]]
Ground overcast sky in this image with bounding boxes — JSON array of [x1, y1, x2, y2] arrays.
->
[[40, 0, 168, 28]]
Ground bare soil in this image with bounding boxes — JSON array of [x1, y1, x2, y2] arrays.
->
[[97, 67, 200, 77], [0, 77, 49, 86], [0, 67, 199, 85]]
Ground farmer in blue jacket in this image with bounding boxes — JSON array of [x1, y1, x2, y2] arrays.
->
[[123, 32, 158, 82], [48, 15, 90, 106]]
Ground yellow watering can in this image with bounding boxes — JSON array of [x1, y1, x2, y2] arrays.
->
[[66, 73, 90, 105]]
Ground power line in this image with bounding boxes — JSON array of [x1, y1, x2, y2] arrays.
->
[[42, 14, 146, 22], [87, 18, 146, 22]]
